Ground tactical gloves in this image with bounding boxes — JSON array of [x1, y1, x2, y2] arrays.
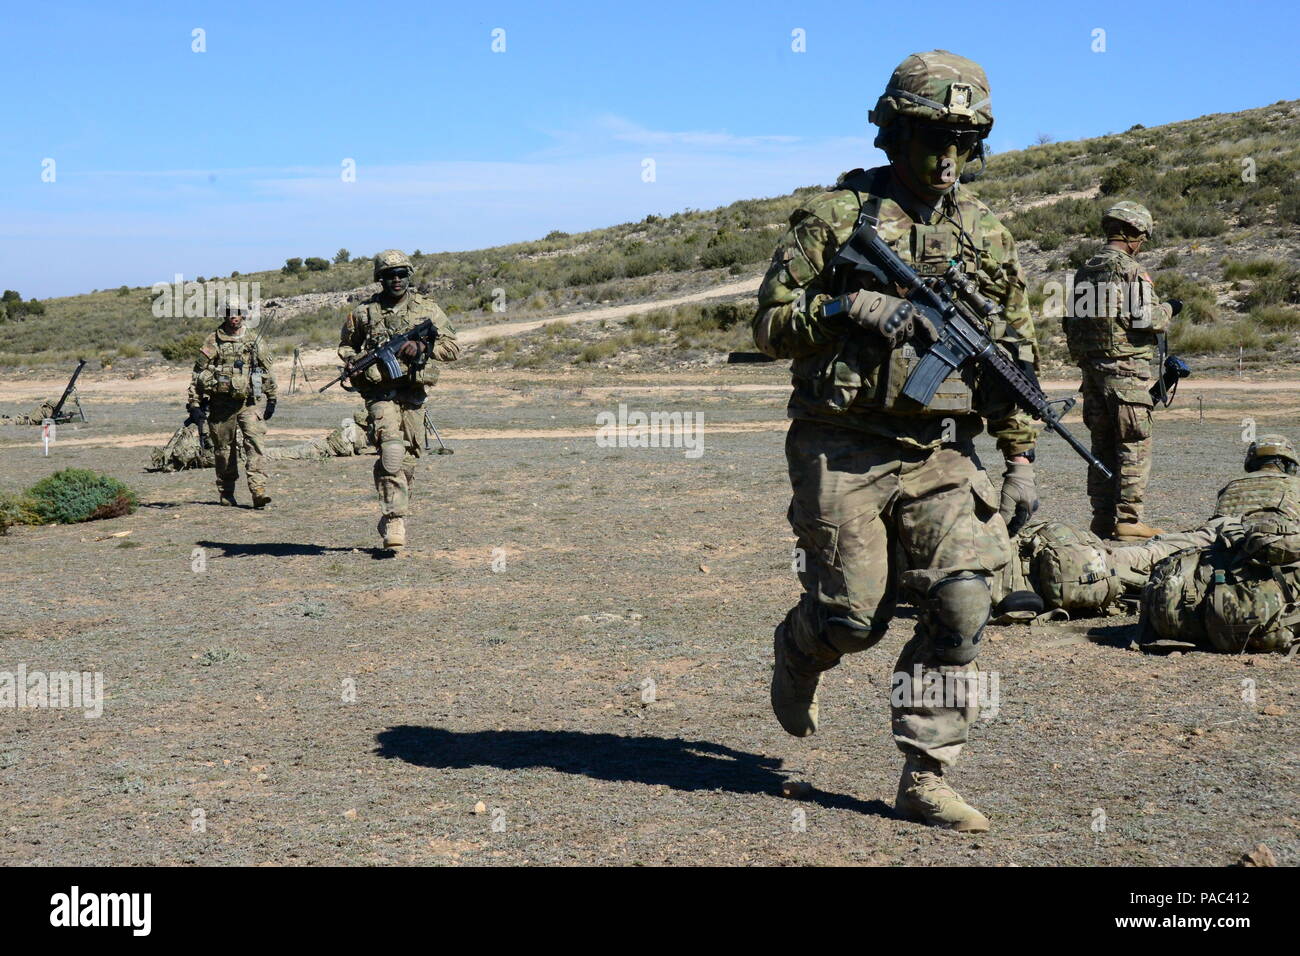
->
[[264, 398, 277, 420], [999, 459, 1039, 536], [1166, 297, 1183, 317], [822, 290, 940, 347]]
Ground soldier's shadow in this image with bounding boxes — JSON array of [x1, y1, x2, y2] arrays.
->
[[374, 725, 892, 817], [196, 539, 370, 558]]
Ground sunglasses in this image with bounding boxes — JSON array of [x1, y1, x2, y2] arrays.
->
[[912, 125, 983, 155]]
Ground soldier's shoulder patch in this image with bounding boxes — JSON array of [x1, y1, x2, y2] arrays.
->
[[200, 341, 217, 358]]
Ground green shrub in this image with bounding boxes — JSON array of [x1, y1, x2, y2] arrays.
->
[[1241, 269, 1300, 309], [1250, 305, 1300, 330], [23, 469, 138, 525], [1099, 162, 1137, 195], [1066, 241, 1103, 270], [157, 331, 207, 362], [1222, 258, 1283, 280], [1163, 210, 1227, 238], [1171, 319, 1262, 354]]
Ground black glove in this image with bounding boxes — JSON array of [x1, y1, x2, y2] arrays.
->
[[1167, 298, 1183, 317], [264, 398, 277, 421], [186, 403, 206, 428]]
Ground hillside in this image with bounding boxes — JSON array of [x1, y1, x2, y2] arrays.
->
[[2, 97, 1298, 371]]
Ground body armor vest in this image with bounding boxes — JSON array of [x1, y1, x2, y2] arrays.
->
[[1213, 473, 1297, 518], [805, 169, 995, 417]]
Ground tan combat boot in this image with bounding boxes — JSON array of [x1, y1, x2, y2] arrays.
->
[[219, 487, 237, 507], [895, 756, 990, 833], [379, 516, 406, 549], [1111, 520, 1165, 542], [771, 623, 821, 738], [252, 489, 272, 510]]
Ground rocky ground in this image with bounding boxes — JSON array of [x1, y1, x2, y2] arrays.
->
[[0, 365, 1296, 866]]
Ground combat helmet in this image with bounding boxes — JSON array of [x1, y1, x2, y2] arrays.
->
[[1103, 201, 1154, 238], [1245, 433, 1299, 473], [869, 50, 994, 133], [373, 249, 413, 281]]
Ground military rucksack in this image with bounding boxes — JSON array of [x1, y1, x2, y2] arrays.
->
[[1202, 560, 1300, 654], [1022, 521, 1121, 613], [147, 424, 216, 472], [1140, 523, 1299, 653], [1140, 547, 1212, 645]]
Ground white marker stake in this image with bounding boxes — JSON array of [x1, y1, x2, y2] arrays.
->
[[42, 418, 54, 455]]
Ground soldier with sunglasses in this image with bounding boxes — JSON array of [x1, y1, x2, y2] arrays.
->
[[338, 250, 460, 549], [754, 50, 1039, 832]]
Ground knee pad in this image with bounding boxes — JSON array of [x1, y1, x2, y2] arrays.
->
[[926, 573, 991, 665], [379, 440, 406, 476], [824, 614, 887, 655]]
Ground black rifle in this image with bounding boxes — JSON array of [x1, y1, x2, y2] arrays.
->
[[318, 318, 438, 393], [49, 358, 88, 423], [829, 220, 1112, 480]]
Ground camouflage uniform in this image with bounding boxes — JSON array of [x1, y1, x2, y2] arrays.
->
[[1139, 435, 1300, 653], [1066, 202, 1173, 533], [267, 411, 373, 460], [338, 251, 459, 542], [0, 401, 58, 426], [188, 324, 277, 502], [147, 421, 217, 472], [756, 52, 1038, 829]]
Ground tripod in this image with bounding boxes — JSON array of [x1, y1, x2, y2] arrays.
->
[[288, 346, 313, 394]]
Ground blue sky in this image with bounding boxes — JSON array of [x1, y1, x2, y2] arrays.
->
[[2, 0, 1296, 298]]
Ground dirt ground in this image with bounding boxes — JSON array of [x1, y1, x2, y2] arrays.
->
[[1, 364, 1296, 866]]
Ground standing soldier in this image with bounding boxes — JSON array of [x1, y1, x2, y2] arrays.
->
[[187, 297, 277, 508], [1066, 201, 1180, 541], [338, 250, 459, 549], [754, 51, 1040, 832]]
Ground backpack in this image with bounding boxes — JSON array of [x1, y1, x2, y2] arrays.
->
[[1024, 522, 1121, 613], [1202, 560, 1300, 654], [1140, 547, 1212, 644]]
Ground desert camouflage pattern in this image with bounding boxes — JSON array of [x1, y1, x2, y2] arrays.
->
[[993, 520, 1224, 620], [1067, 243, 1173, 527], [372, 248, 413, 280], [869, 50, 993, 130], [187, 325, 277, 407], [266, 413, 373, 461], [1142, 477, 1300, 653], [147, 422, 216, 472], [1244, 433, 1298, 469], [0, 400, 57, 426], [339, 290, 459, 519], [187, 324, 277, 499], [755, 154, 1039, 769], [1213, 471, 1299, 519], [1103, 201, 1154, 237], [754, 166, 1037, 455]]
